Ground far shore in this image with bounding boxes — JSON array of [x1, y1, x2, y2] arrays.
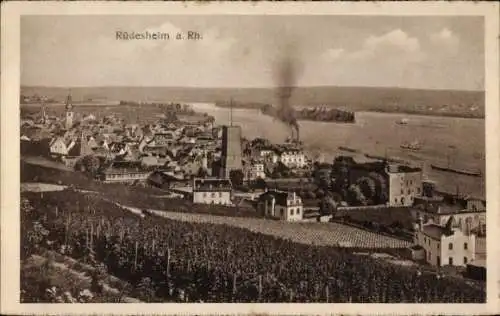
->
[[21, 101, 485, 120]]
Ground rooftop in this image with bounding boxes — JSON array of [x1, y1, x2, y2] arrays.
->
[[421, 224, 448, 240], [193, 178, 232, 192]]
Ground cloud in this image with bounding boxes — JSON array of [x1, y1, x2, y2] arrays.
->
[[322, 48, 345, 61], [350, 29, 423, 61], [430, 28, 460, 51], [320, 29, 425, 67]]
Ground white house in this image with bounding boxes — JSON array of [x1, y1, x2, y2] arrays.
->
[[257, 190, 303, 221], [49, 137, 75, 156], [414, 216, 476, 267], [245, 160, 266, 180], [192, 178, 233, 206], [279, 150, 307, 168]]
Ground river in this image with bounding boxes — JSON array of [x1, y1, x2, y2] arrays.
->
[[190, 103, 486, 198]]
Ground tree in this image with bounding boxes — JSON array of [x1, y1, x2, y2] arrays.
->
[[81, 155, 100, 175], [356, 177, 377, 202], [347, 184, 367, 206], [306, 190, 317, 200], [316, 188, 326, 199], [320, 195, 338, 216], [229, 169, 245, 187], [253, 177, 267, 190]]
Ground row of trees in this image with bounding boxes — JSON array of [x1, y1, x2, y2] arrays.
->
[[298, 107, 355, 123]]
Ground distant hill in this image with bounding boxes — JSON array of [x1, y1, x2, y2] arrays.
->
[[21, 86, 485, 118]]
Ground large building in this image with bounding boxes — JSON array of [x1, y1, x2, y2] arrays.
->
[[414, 216, 476, 267], [411, 195, 486, 234], [331, 156, 423, 206], [192, 178, 233, 205], [220, 125, 243, 178], [386, 164, 423, 207]]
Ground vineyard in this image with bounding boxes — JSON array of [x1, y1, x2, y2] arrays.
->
[[21, 189, 485, 303]]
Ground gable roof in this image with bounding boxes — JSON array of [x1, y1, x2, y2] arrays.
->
[[258, 190, 300, 206], [444, 216, 460, 231]]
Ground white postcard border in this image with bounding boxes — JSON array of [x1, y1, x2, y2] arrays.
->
[[1, 1, 499, 315]]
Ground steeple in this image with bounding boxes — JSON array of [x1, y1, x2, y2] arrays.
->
[[65, 89, 73, 110], [65, 89, 74, 130], [40, 96, 47, 124]]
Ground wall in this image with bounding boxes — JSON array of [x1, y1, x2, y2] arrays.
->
[[440, 231, 475, 267], [193, 191, 232, 205], [103, 172, 150, 183], [415, 231, 441, 266], [286, 205, 303, 221]]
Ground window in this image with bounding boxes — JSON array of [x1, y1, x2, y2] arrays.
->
[[449, 257, 453, 265], [401, 189, 404, 195], [219, 192, 223, 198], [407, 189, 411, 195], [290, 208, 294, 215], [203, 192, 207, 198], [464, 242, 468, 250], [417, 187, 421, 194], [464, 257, 468, 264], [437, 243, 440, 249], [211, 192, 216, 198], [448, 243, 453, 250]]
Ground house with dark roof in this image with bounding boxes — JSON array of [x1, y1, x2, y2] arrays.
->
[[192, 177, 233, 205], [414, 216, 476, 267], [256, 189, 303, 221], [97, 160, 153, 183]]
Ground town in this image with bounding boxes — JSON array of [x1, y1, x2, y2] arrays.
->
[[21, 92, 486, 277]]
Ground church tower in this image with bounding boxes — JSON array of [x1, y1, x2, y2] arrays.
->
[[65, 90, 74, 130], [40, 97, 47, 124]]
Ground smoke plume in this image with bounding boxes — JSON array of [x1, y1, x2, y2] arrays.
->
[[275, 49, 301, 141]]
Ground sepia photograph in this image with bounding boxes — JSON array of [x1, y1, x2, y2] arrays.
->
[[2, 1, 499, 315]]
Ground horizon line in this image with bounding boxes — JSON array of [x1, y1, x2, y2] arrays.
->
[[20, 84, 485, 93]]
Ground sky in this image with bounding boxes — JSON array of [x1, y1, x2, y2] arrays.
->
[[21, 15, 484, 90]]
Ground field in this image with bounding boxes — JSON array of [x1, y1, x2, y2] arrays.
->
[[148, 209, 411, 250], [21, 189, 485, 303], [21, 85, 484, 118]]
